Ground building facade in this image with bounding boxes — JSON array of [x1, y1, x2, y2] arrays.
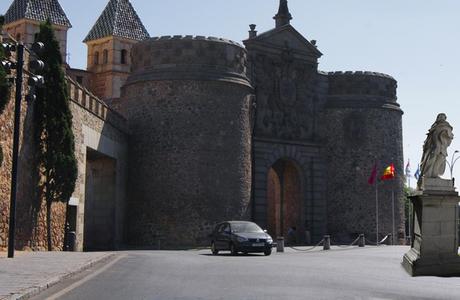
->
[[0, 0, 404, 251]]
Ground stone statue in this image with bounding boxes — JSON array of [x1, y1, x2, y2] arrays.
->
[[404, 113, 460, 277], [419, 113, 454, 185]]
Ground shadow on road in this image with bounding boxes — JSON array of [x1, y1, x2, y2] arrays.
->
[[200, 253, 267, 257]]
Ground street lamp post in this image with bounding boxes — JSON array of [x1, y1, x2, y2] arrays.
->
[[446, 150, 460, 185], [3, 39, 44, 258], [7, 43, 24, 259]]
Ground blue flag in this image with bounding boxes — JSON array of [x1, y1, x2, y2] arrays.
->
[[414, 165, 420, 180]]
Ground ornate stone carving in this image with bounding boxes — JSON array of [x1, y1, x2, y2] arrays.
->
[[254, 46, 316, 141], [418, 113, 454, 189]]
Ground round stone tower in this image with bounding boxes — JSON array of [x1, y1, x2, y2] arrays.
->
[[323, 71, 404, 243], [122, 36, 254, 247]]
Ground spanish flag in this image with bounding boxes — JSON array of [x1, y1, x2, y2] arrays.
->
[[381, 163, 395, 180]]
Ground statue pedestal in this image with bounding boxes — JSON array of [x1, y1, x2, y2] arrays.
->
[[403, 184, 460, 276]]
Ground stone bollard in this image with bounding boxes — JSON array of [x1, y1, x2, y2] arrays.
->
[[323, 235, 331, 250], [358, 234, 365, 247], [385, 234, 393, 246], [276, 237, 284, 253]]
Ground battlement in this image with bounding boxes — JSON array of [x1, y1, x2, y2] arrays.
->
[[67, 76, 128, 132], [327, 71, 397, 101], [127, 35, 251, 87], [149, 35, 243, 47]]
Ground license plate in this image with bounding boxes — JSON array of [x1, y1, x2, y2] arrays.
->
[[252, 243, 264, 247]]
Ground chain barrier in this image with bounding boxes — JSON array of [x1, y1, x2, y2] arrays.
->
[[365, 234, 391, 246], [365, 238, 379, 246], [331, 236, 361, 248], [290, 233, 368, 252], [196, 233, 391, 253], [289, 238, 325, 252]]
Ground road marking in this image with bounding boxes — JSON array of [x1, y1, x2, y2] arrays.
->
[[46, 254, 126, 300]]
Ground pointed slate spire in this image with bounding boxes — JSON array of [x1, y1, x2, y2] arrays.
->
[[273, 0, 292, 28], [4, 0, 71, 27], [84, 0, 149, 43]]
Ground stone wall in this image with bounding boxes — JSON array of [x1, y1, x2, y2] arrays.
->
[[67, 78, 128, 251], [123, 36, 253, 248], [323, 71, 404, 243], [328, 71, 397, 101], [0, 74, 65, 251], [0, 73, 128, 252], [0, 84, 22, 251]]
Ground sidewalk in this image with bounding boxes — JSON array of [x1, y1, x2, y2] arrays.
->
[[0, 251, 114, 300]]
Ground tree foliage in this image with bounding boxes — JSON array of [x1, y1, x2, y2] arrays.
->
[[0, 15, 11, 166], [34, 20, 77, 250], [403, 184, 412, 241]]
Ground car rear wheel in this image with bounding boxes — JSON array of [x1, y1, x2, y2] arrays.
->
[[230, 243, 238, 256], [264, 248, 272, 256], [211, 242, 219, 255]]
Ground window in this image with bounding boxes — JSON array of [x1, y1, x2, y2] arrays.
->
[[218, 223, 230, 234], [222, 224, 231, 234], [120, 49, 127, 64], [94, 51, 99, 65], [103, 49, 108, 64]]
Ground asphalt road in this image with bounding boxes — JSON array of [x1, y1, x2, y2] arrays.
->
[[32, 246, 460, 300]]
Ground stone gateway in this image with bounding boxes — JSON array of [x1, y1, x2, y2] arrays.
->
[[0, 0, 404, 250]]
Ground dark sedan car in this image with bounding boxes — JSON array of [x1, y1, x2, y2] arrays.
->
[[210, 221, 273, 256]]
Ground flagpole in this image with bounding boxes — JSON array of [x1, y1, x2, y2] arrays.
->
[[407, 175, 411, 244], [392, 188, 395, 245], [376, 178, 379, 245]]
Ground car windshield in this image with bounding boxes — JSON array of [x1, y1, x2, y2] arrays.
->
[[231, 223, 263, 233]]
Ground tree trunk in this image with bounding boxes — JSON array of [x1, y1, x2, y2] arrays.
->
[[46, 199, 52, 251]]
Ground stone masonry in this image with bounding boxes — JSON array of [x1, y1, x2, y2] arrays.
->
[[0, 73, 128, 251], [122, 37, 253, 247], [1, 0, 405, 250]]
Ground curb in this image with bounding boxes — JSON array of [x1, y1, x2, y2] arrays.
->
[[3, 253, 116, 300]]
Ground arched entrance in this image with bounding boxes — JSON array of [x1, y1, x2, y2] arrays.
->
[[267, 159, 303, 244]]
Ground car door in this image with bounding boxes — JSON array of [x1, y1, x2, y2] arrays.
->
[[221, 223, 232, 250], [215, 224, 226, 250]]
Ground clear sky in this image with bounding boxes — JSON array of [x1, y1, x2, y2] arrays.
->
[[2, 0, 460, 188]]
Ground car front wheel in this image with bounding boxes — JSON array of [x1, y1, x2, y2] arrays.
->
[[211, 242, 219, 255], [264, 248, 272, 256]]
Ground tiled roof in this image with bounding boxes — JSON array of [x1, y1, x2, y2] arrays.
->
[[4, 0, 71, 27], [84, 0, 149, 43]]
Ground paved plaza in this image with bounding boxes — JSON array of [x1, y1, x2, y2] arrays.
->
[[1, 246, 457, 300]]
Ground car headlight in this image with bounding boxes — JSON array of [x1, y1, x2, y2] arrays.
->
[[266, 237, 273, 244], [236, 236, 248, 242]]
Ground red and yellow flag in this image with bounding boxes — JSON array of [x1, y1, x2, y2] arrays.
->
[[381, 163, 395, 180]]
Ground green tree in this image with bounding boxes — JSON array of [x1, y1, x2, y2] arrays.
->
[[34, 20, 77, 251], [0, 15, 11, 166], [403, 184, 412, 242]]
